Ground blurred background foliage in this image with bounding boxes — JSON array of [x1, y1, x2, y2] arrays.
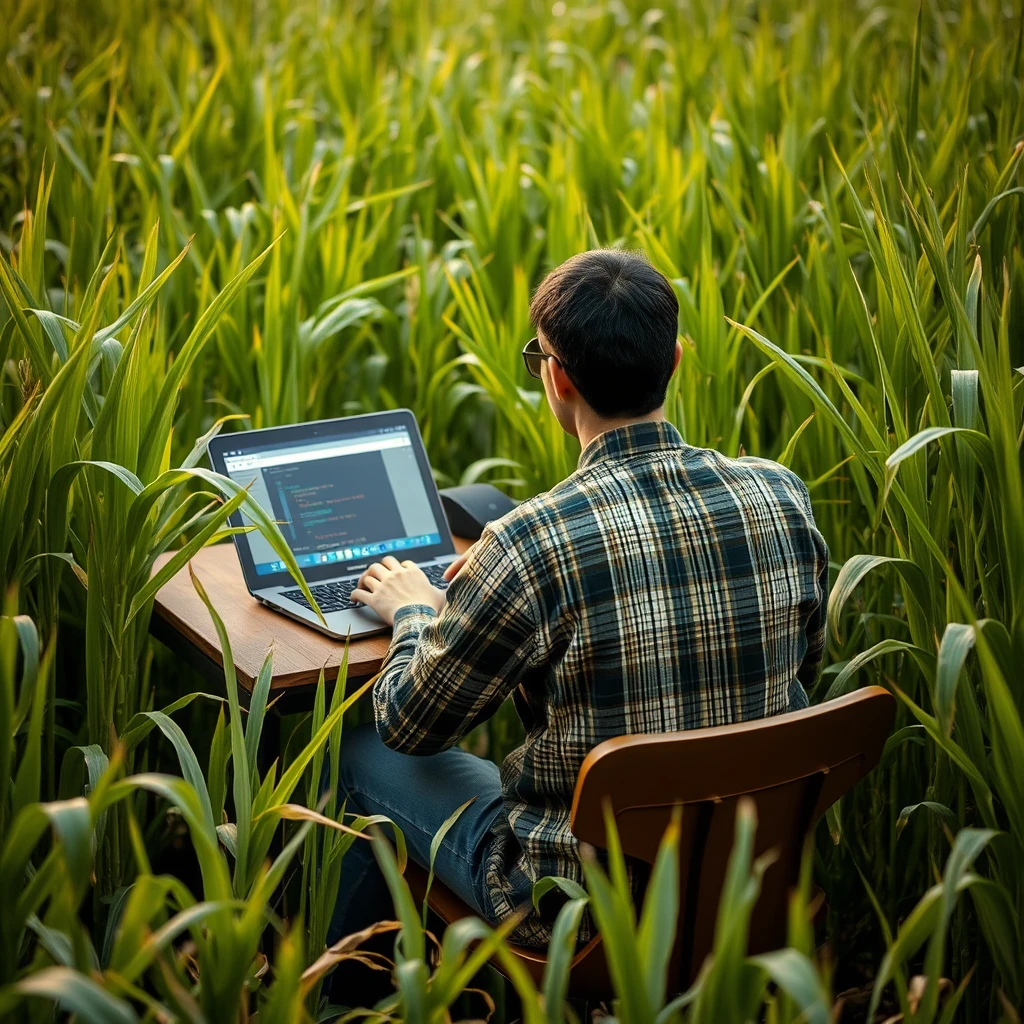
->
[[0, 0, 1022, 1019]]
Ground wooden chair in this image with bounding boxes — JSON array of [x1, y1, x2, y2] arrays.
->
[[405, 685, 895, 999]]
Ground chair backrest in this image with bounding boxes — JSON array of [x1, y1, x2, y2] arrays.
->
[[569, 686, 895, 984]]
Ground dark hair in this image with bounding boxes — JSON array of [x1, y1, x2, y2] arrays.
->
[[528, 249, 679, 418]]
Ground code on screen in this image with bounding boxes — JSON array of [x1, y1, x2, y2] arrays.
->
[[263, 451, 405, 555]]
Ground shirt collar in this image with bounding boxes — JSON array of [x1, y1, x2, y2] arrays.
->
[[577, 419, 686, 471]]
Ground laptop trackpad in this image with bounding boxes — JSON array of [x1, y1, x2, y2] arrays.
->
[[325, 605, 388, 638]]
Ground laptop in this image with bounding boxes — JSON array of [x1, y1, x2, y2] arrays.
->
[[207, 409, 458, 639]]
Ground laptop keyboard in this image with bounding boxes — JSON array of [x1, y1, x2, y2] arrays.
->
[[281, 564, 450, 614]]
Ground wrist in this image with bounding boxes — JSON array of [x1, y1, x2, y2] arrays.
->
[[391, 602, 439, 642], [394, 602, 439, 619]]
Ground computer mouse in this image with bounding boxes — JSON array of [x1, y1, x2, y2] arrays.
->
[[439, 484, 520, 540]]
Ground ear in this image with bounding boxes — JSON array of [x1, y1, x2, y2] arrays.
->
[[548, 356, 577, 402], [670, 339, 683, 376]]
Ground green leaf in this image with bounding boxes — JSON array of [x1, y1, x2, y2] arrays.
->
[[728, 316, 875, 465], [104, 774, 231, 901], [636, 808, 682, 1010], [868, 829, 995, 1021], [25, 308, 74, 362], [244, 648, 274, 784], [541, 897, 589, 1024], [9, 967, 138, 1024], [828, 554, 930, 645], [180, 414, 249, 471], [532, 875, 589, 911], [368, 823, 425, 965], [906, 1, 922, 141], [119, 692, 223, 753], [880, 725, 926, 768], [138, 237, 279, 480], [882, 426, 993, 509], [0, 798, 94, 899], [118, 898, 246, 983], [178, 468, 324, 620], [217, 822, 238, 858], [188, 567, 251, 894], [891, 687, 995, 826], [421, 796, 476, 927], [344, 178, 433, 212], [951, 370, 980, 428], [0, 256, 50, 382], [895, 801, 957, 840], [93, 241, 191, 345], [208, 705, 231, 826], [306, 297, 385, 346], [26, 916, 77, 968], [6, 614, 40, 735], [969, 879, 1022, 999], [140, 710, 216, 836], [777, 414, 815, 469], [50, 459, 145, 500], [124, 483, 249, 626], [935, 622, 976, 736], [823, 639, 934, 701], [750, 949, 831, 1024], [58, 744, 109, 800], [11, 638, 55, 817]]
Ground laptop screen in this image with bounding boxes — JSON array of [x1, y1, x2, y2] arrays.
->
[[220, 422, 444, 578]]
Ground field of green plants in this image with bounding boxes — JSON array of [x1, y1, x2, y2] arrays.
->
[[1, 0, 1022, 1019]]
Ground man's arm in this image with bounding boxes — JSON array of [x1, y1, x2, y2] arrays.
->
[[370, 528, 537, 755], [796, 539, 829, 694], [773, 469, 828, 708]]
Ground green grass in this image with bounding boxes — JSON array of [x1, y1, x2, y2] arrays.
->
[[0, 0, 1022, 1019]]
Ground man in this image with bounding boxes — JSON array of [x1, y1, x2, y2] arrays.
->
[[328, 248, 828, 976]]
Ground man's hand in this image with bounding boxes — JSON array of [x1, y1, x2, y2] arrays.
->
[[351, 556, 446, 627]]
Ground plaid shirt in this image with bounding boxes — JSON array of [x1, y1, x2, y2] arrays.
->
[[372, 420, 828, 946]]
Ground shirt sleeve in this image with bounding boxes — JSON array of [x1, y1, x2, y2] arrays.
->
[[774, 468, 828, 702], [371, 526, 537, 755], [796, 532, 829, 694]]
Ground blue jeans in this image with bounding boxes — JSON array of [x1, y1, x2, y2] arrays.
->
[[326, 723, 506, 950]]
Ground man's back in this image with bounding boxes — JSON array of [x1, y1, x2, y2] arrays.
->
[[372, 419, 827, 945], [334, 250, 828, 981]]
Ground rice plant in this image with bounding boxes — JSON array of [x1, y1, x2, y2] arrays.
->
[[1, 0, 1022, 1019]]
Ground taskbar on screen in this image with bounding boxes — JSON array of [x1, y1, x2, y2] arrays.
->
[[254, 532, 442, 576]]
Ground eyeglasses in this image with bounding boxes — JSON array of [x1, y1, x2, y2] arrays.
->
[[521, 336, 559, 379]]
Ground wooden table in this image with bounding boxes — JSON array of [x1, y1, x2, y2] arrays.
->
[[150, 538, 472, 714]]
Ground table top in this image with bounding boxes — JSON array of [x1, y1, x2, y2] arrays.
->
[[152, 538, 471, 693]]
